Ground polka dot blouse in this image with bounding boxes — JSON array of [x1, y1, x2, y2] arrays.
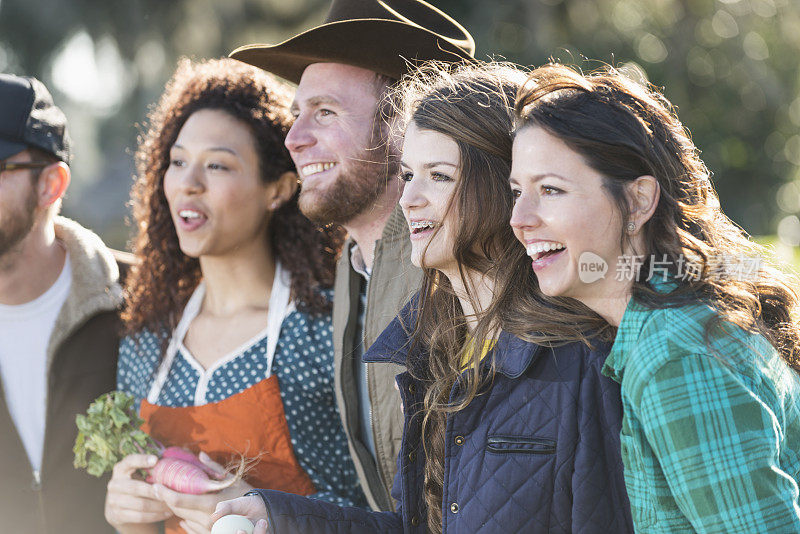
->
[[117, 299, 367, 508]]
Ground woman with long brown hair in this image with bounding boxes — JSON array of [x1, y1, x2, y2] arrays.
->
[[104, 58, 365, 534], [510, 63, 800, 531], [211, 61, 633, 534]]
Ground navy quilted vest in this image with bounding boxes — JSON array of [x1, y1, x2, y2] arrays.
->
[[366, 300, 635, 533], [252, 298, 634, 533]]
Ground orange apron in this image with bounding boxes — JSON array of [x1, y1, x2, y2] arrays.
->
[[139, 266, 314, 534]]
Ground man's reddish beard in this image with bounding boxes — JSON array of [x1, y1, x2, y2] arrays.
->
[[298, 156, 391, 225], [298, 123, 398, 226]]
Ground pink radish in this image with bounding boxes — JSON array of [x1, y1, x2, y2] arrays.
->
[[146, 456, 237, 494], [160, 447, 226, 479], [73, 392, 243, 493]]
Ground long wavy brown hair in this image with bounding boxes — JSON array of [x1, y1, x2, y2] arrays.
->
[[394, 62, 609, 534], [514, 63, 800, 370], [122, 58, 344, 339]]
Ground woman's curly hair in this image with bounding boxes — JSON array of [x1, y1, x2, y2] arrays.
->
[[122, 57, 344, 337]]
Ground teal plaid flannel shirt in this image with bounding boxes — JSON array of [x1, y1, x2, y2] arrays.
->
[[603, 292, 800, 533]]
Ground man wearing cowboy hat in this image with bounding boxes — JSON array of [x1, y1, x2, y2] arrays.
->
[[218, 0, 474, 519]]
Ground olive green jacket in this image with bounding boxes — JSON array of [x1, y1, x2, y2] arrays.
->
[[332, 205, 422, 511]]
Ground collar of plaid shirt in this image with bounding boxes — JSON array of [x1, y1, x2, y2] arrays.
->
[[603, 278, 678, 383]]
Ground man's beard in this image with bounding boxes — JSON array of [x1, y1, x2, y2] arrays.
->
[[0, 186, 37, 259], [298, 121, 399, 226], [298, 155, 393, 226]]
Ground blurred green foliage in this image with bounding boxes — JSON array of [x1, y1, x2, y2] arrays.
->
[[1, 0, 799, 246], [755, 235, 800, 272]]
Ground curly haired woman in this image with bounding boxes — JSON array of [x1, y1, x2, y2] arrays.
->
[[104, 58, 365, 534]]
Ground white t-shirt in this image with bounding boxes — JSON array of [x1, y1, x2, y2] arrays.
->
[[0, 255, 71, 471]]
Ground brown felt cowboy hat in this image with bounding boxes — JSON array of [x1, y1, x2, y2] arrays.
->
[[229, 0, 475, 84]]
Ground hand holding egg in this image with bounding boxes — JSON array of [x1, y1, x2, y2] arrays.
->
[[211, 514, 255, 534]]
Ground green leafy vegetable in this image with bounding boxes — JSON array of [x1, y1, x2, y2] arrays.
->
[[73, 391, 161, 477]]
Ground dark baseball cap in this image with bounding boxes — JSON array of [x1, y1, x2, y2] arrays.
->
[[0, 73, 71, 163]]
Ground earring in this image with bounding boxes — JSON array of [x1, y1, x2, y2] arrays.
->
[[270, 201, 280, 210], [626, 221, 636, 233]]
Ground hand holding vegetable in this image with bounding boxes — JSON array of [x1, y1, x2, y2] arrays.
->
[[105, 453, 173, 532], [77, 392, 247, 532], [75, 392, 239, 493], [154, 452, 254, 534], [209, 495, 269, 534]]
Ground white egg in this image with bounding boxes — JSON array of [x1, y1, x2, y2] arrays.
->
[[211, 514, 255, 534]]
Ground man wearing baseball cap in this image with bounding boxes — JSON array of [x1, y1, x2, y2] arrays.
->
[[207, 0, 474, 528], [0, 73, 126, 534]]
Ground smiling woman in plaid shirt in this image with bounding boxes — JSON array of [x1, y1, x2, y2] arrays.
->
[[509, 63, 800, 533]]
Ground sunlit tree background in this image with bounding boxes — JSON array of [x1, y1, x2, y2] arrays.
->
[[1, 0, 798, 265]]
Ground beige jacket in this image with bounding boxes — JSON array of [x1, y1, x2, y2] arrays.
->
[[332, 205, 422, 511], [0, 217, 125, 534]]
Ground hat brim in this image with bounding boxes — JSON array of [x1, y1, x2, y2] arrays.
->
[[0, 138, 27, 160], [230, 19, 475, 84]]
